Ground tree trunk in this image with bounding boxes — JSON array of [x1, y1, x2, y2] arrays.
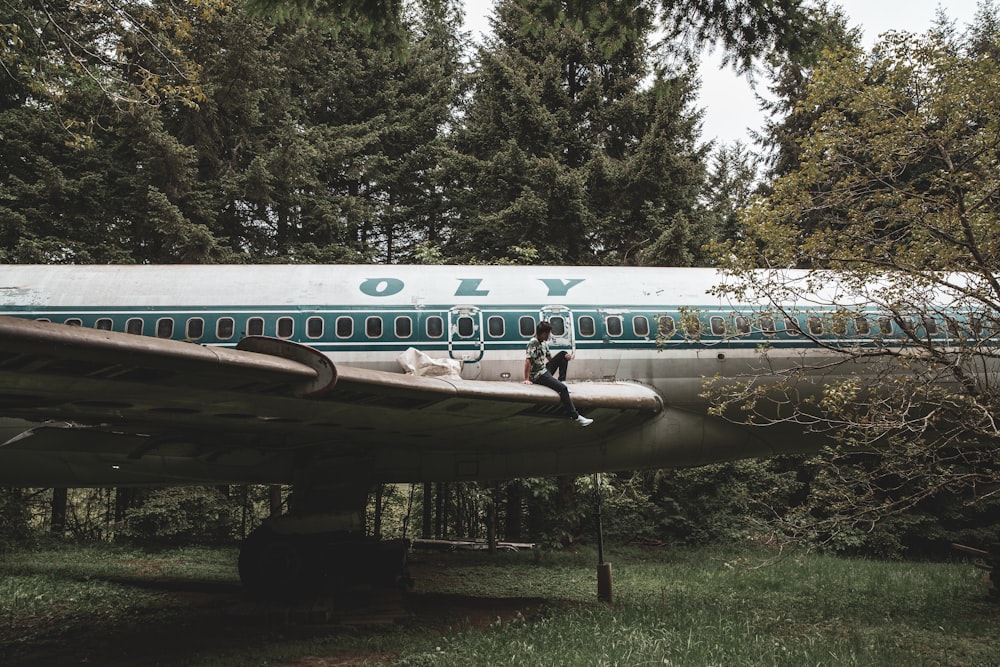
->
[[373, 484, 384, 539], [50, 488, 67, 535], [269, 485, 283, 517], [421, 482, 432, 538], [487, 483, 498, 554], [505, 481, 523, 541], [557, 474, 580, 546]]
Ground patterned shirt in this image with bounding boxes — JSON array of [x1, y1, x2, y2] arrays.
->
[[525, 336, 550, 380]]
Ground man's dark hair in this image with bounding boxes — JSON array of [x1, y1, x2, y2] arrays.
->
[[536, 321, 552, 337]]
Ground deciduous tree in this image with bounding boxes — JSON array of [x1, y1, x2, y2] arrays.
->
[[711, 8, 1000, 548]]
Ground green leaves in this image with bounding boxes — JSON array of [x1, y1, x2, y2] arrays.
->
[[742, 27, 1000, 275], [713, 10, 1000, 544]]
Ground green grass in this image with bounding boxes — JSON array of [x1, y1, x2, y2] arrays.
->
[[0, 542, 996, 666], [397, 548, 998, 667]]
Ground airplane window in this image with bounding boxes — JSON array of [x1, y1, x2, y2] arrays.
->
[[946, 317, 962, 338], [578, 316, 596, 337], [426, 316, 444, 338], [899, 316, 915, 335], [855, 316, 870, 336], [248, 317, 264, 336], [807, 315, 823, 336], [156, 318, 174, 338], [456, 316, 475, 337], [487, 316, 504, 337], [95, 318, 113, 331], [759, 316, 776, 335], [306, 316, 323, 339], [735, 316, 751, 335], [366, 316, 383, 338], [877, 316, 893, 336], [922, 316, 938, 335], [395, 316, 413, 338], [519, 316, 535, 336], [607, 315, 623, 337], [658, 316, 675, 336], [126, 318, 144, 335], [549, 317, 565, 336], [710, 316, 726, 336], [633, 316, 650, 337], [64, 318, 83, 326], [969, 317, 983, 337], [277, 317, 294, 338], [336, 316, 353, 338], [832, 315, 847, 336], [217, 317, 235, 340], [683, 314, 701, 337], [186, 318, 204, 340], [783, 317, 800, 336], [946, 317, 969, 338]]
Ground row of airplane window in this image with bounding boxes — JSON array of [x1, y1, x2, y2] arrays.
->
[[671, 314, 943, 338], [40, 313, 646, 341], [668, 313, 993, 338], [37, 311, 979, 341]]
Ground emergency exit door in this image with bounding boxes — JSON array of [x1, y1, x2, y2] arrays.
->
[[539, 305, 576, 354], [447, 305, 485, 362]]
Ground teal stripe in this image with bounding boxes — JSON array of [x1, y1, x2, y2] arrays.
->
[[0, 304, 962, 351]]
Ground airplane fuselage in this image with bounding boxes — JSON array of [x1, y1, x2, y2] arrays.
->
[[0, 264, 976, 488]]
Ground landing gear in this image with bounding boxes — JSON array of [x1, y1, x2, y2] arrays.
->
[[238, 476, 410, 597], [238, 524, 411, 596]]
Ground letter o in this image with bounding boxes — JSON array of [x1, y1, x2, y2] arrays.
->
[[360, 278, 404, 297]]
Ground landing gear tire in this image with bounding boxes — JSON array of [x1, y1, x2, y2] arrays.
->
[[238, 525, 410, 597], [238, 526, 310, 596]]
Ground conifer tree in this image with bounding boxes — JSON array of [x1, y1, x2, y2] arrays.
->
[[221, 0, 466, 261], [450, 0, 708, 266], [0, 0, 228, 263]]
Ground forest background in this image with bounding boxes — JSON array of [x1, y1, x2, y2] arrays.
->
[[1, 0, 998, 560]]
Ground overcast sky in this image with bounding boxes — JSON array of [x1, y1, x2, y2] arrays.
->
[[461, 0, 984, 147]]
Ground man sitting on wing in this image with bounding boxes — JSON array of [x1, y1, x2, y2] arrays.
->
[[523, 321, 593, 427]]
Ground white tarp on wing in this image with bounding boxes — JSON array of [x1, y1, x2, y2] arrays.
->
[[397, 347, 463, 378]]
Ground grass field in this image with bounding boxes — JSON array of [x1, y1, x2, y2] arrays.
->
[[0, 541, 996, 666]]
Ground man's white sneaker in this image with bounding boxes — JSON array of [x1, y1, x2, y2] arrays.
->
[[576, 415, 594, 427]]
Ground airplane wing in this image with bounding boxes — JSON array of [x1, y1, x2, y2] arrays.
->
[[0, 316, 664, 486]]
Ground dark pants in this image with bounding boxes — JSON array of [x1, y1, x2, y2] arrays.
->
[[532, 369, 579, 419], [546, 351, 570, 381]]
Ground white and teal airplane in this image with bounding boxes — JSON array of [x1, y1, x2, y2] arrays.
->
[[0, 264, 970, 590]]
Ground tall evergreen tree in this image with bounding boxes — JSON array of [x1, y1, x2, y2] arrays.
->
[[365, 0, 468, 263], [0, 0, 229, 263], [221, 0, 466, 262], [701, 141, 759, 243], [754, 2, 860, 181], [450, 0, 709, 266], [244, 0, 823, 71]]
